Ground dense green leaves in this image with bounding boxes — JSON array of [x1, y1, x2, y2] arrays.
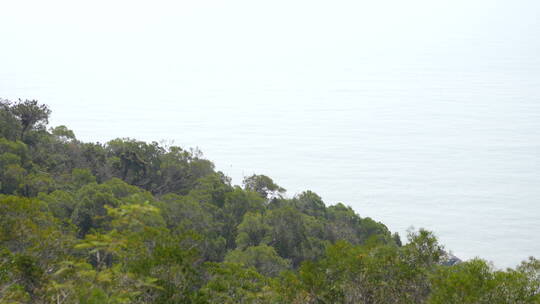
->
[[225, 245, 290, 277], [1, 99, 539, 303], [243, 174, 285, 199], [199, 262, 275, 304], [429, 257, 540, 304]]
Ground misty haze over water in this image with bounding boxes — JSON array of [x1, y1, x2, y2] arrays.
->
[[1, 0, 539, 268]]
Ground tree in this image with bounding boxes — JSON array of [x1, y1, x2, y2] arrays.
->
[[429, 257, 540, 304], [225, 245, 290, 277], [74, 202, 199, 303], [325, 203, 394, 246], [264, 207, 310, 266], [0, 99, 22, 141], [403, 228, 446, 268], [199, 262, 275, 304], [18, 172, 55, 197], [0, 164, 26, 194], [243, 174, 285, 199], [235, 212, 270, 249], [159, 194, 227, 261], [188, 173, 233, 208], [0, 196, 74, 303], [293, 191, 326, 218], [10, 99, 51, 140], [50, 125, 76, 141], [70, 183, 120, 237], [224, 188, 266, 227]]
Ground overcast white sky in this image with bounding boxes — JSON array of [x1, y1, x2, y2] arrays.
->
[[1, 0, 539, 106]]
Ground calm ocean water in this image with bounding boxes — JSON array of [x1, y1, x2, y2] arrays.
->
[[1, 0, 539, 268]]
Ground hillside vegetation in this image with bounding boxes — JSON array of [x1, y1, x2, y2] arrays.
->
[[1, 99, 539, 303]]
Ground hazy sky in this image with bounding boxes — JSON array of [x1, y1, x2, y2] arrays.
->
[[1, 0, 539, 106]]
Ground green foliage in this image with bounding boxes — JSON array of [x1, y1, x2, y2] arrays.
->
[[278, 238, 440, 304], [264, 207, 311, 266], [242, 174, 285, 199], [0, 138, 28, 160], [71, 168, 97, 189], [188, 173, 232, 208], [0, 196, 74, 303], [235, 212, 271, 249], [1, 99, 539, 303], [70, 183, 120, 236], [225, 245, 290, 277], [0, 99, 22, 141], [0, 164, 26, 194], [293, 191, 326, 218], [158, 194, 227, 261], [325, 203, 394, 246], [10, 99, 51, 140], [50, 125, 76, 141], [224, 187, 266, 223], [17, 172, 55, 197], [429, 257, 540, 304], [106, 139, 214, 196], [198, 262, 275, 303]]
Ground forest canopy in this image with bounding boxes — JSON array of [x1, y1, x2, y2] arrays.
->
[[0, 99, 539, 303]]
